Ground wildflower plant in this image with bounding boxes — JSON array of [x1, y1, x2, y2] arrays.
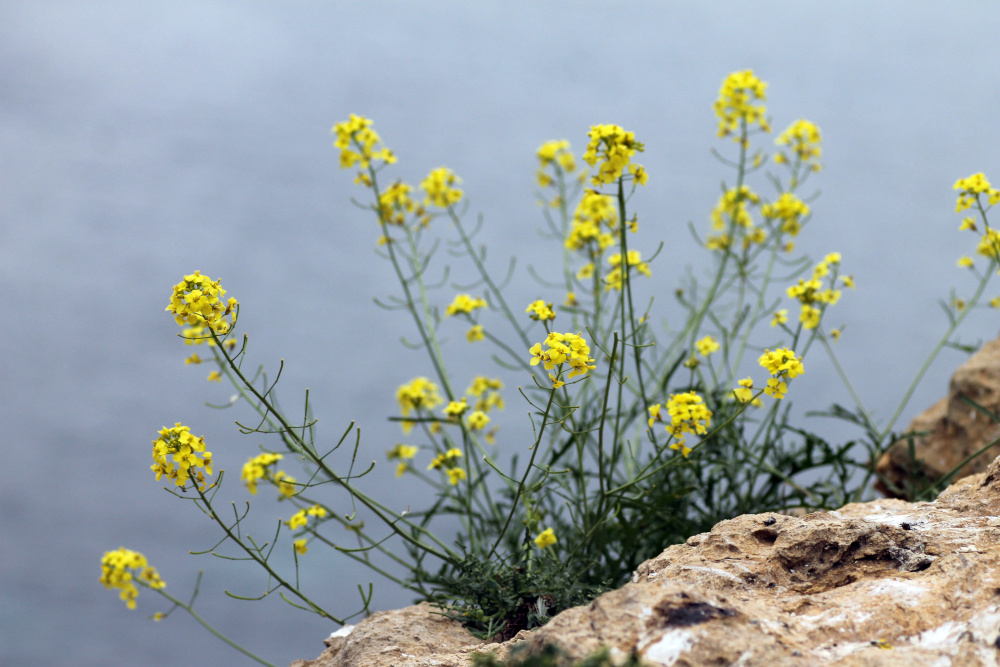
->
[[105, 70, 1000, 662]]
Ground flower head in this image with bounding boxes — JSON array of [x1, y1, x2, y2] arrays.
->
[[566, 190, 617, 251], [529, 332, 596, 380], [526, 300, 556, 321], [166, 271, 237, 335], [696, 335, 720, 357], [421, 167, 463, 208], [100, 547, 165, 610], [582, 124, 645, 186], [397, 377, 443, 433], [240, 452, 283, 495], [534, 528, 557, 549], [774, 119, 822, 172], [150, 423, 213, 491], [537, 140, 577, 190], [446, 294, 487, 317], [954, 172, 1000, 213], [759, 347, 804, 379], [713, 70, 770, 142], [332, 114, 396, 172]]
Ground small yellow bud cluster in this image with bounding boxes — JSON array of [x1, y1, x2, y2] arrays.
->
[[332, 114, 396, 172]]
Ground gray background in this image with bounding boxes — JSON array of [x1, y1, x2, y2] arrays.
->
[[3, 2, 1000, 665]]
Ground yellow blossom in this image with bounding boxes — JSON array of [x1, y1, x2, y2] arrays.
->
[[733, 378, 754, 403], [100, 547, 165, 610], [534, 528, 557, 549], [526, 300, 556, 321], [151, 423, 213, 491], [696, 335, 720, 356], [467, 325, 485, 342], [566, 191, 618, 251], [467, 411, 490, 430], [446, 467, 467, 485], [166, 271, 237, 335], [958, 256, 975, 268], [774, 119, 822, 171], [713, 70, 770, 141], [293, 539, 308, 555], [771, 309, 788, 327], [582, 124, 645, 186], [240, 452, 282, 495], [529, 332, 596, 380], [332, 114, 396, 171], [446, 294, 487, 317], [421, 167, 463, 208]]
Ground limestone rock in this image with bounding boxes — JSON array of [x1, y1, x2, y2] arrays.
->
[[292, 453, 1000, 666], [876, 334, 1000, 498]]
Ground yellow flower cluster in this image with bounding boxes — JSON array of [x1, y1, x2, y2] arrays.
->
[[566, 190, 618, 252], [379, 181, 429, 227], [526, 299, 556, 321], [582, 124, 646, 187], [151, 423, 213, 491], [428, 447, 465, 485], [536, 140, 577, 188], [758, 347, 804, 399], [240, 452, 283, 495], [332, 114, 396, 171], [446, 294, 487, 317], [954, 172, 1000, 213], [166, 271, 237, 335], [711, 186, 760, 230], [443, 398, 470, 418], [774, 119, 822, 171], [287, 504, 327, 530], [713, 70, 770, 142], [786, 253, 843, 329], [388, 444, 419, 477], [529, 332, 596, 382], [977, 228, 1000, 263], [761, 192, 810, 237], [467, 376, 504, 412], [534, 527, 557, 549], [99, 547, 165, 610], [604, 250, 650, 291], [647, 392, 713, 457], [467, 410, 490, 430], [421, 167, 463, 208], [397, 377, 444, 434]]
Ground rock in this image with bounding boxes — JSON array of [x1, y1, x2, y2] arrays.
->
[[292, 453, 1000, 666], [876, 334, 1000, 499]]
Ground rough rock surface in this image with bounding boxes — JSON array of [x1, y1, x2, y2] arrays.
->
[[876, 334, 1000, 498], [292, 453, 1000, 666]]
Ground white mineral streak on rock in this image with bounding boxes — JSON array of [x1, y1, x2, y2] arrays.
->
[[865, 578, 927, 605], [642, 628, 694, 665], [328, 625, 355, 639], [679, 565, 741, 581]]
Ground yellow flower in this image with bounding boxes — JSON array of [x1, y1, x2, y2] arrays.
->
[[467, 325, 485, 342], [830, 328, 842, 341], [841, 275, 855, 289], [758, 348, 804, 379], [207, 371, 222, 382], [761, 192, 809, 236], [958, 256, 975, 268], [526, 300, 556, 321], [151, 423, 213, 491], [446, 294, 487, 317], [166, 271, 237, 335], [421, 167, 463, 208], [564, 292, 578, 307], [397, 377, 443, 431], [287, 510, 308, 530], [467, 411, 490, 430], [711, 186, 760, 230], [388, 444, 418, 460], [763, 378, 787, 399], [446, 467, 467, 485], [991, 296, 1000, 309], [771, 309, 788, 327], [582, 124, 645, 186], [184, 354, 202, 365], [240, 452, 282, 495], [959, 217, 977, 232], [548, 373, 565, 389], [695, 335, 720, 357], [332, 114, 396, 172], [604, 250, 651, 291], [529, 332, 596, 379], [800, 304, 821, 329], [273, 470, 298, 498], [713, 70, 770, 141], [443, 398, 469, 419], [576, 263, 594, 279], [733, 378, 754, 403], [954, 172, 1000, 213], [534, 528, 557, 549], [774, 119, 822, 170], [100, 547, 165, 610], [536, 140, 577, 188], [293, 539, 308, 555]]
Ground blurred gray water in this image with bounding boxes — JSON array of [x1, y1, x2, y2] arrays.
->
[[3, 2, 1000, 665]]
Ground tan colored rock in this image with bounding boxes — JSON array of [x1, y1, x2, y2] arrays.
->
[[876, 334, 1000, 498], [292, 453, 1000, 666]]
